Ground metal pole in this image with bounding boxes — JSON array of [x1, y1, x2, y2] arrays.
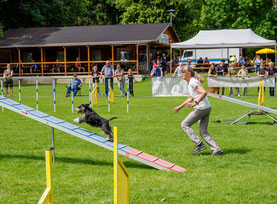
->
[[52, 79, 56, 112], [108, 78, 110, 112], [71, 79, 74, 113], [18, 79, 21, 103], [51, 127, 55, 163], [127, 80, 129, 113], [89, 78, 91, 107], [113, 126, 118, 203], [36, 80, 39, 110], [1, 80, 3, 112]]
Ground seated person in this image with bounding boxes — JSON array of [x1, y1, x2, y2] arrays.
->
[[30, 59, 40, 74], [52, 59, 61, 73], [71, 57, 85, 72], [14, 60, 24, 74], [203, 57, 210, 67], [66, 74, 82, 97], [150, 63, 163, 77], [196, 57, 203, 67]]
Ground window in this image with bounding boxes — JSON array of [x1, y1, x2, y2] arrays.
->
[[23, 52, 32, 62], [183, 51, 193, 58], [93, 50, 102, 61], [58, 51, 64, 61]]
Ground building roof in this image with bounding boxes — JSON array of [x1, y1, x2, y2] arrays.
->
[[171, 29, 276, 49], [0, 23, 179, 48]]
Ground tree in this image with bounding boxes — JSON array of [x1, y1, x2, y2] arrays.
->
[[115, 0, 203, 40], [0, 0, 64, 29], [199, 0, 277, 41]]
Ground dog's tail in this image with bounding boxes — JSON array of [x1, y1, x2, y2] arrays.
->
[[109, 117, 117, 121]]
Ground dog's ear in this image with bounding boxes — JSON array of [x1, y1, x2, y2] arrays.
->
[[83, 104, 90, 108]]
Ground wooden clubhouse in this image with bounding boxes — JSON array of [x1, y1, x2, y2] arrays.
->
[[0, 23, 179, 76]]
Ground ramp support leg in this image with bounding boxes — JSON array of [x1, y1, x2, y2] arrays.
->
[[263, 112, 277, 123], [230, 109, 256, 124], [51, 127, 55, 163]]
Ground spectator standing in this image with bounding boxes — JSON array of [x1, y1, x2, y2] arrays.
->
[[65, 74, 82, 97], [127, 68, 136, 96], [172, 62, 183, 78], [101, 60, 115, 96], [155, 51, 161, 61], [187, 59, 192, 66], [254, 55, 263, 73], [173, 65, 223, 155], [208, 63, 219, 94], [149, 53, 154, 71], [114, 64, 126, 96], [268, 62, 276, 96], [157, 59, 166, 76], [237, 64, 249, 96], [228, 63, 239, 96], [161, 53, 168, 71], [90, 66, 100, 94], [257, 62, 268, 94], [52, 59, 61, 73], [216, 60, 226, 95], [3, 64, 13, 97], [150, 63, 163, 77]]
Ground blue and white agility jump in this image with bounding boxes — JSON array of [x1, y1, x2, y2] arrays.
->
[[0, 96, 185, 172]]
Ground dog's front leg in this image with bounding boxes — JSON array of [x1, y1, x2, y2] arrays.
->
[[73, 117, 86, 124]]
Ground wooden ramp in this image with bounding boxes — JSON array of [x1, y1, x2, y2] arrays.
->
[[0, 96, 185, 172]]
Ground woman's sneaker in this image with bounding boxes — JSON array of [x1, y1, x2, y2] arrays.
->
[[190, 142, 206, 155], [212, 150, 223, 156]]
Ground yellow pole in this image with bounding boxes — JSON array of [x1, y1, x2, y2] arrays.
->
[[46, 149, 53, 203], [114, 126, 118, 204], [262, 80, 265, 106], [258, 81, 261, 112]]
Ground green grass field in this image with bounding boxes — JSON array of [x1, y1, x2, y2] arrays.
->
[[0, 76, 277, 203]]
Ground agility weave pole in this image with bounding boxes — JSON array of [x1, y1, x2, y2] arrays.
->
[[0, 96, 186, 172], [114, 126, 129, 204], [38, 148, 54, 204], [208, 92, 277, 124]]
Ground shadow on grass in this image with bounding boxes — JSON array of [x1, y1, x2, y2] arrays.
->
[[197, 148, 251, 156], [213, 120, 276, 125], [0, 154, 152, 170]]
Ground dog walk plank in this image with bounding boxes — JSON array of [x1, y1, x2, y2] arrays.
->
[[44, 116, 64, 124], [29, 110, 49, 118], [0, 96, 186, 172]]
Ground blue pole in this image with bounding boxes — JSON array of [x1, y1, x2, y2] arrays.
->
[[53, 79, 56, 112], [18, 79, 21, 104], [36, 80, 38, 110], [71, 79, 74, 113]]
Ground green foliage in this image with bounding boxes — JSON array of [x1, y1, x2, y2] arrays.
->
[[199, 0, 277, 40], [115, 0, 203, 40]]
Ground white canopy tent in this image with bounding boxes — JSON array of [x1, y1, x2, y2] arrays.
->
[[171, 29, 276, 48], [170, 29, 276, 70]]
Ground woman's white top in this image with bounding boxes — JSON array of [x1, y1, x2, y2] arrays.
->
[[188, 77, 211, 110]]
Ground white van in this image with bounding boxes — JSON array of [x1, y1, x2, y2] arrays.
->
[[180, 48, 241, 65]]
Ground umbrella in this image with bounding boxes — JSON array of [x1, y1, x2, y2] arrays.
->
[[256, 48, 275, 60], [256, 48, 275, 54]]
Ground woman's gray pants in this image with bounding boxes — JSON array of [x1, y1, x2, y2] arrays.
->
[[181, 107, 220, 152]]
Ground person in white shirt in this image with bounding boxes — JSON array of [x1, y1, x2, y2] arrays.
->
[[173, 65, 223, 155], [172, 62, 183, 78]]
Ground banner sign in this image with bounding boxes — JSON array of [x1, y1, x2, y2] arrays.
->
[[208, 76, 275, 87], [158, 34, 169, 44], [152, 77, 189, 96]]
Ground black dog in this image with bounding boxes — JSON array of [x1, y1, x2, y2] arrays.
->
[[73, 104, 117, 141]]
